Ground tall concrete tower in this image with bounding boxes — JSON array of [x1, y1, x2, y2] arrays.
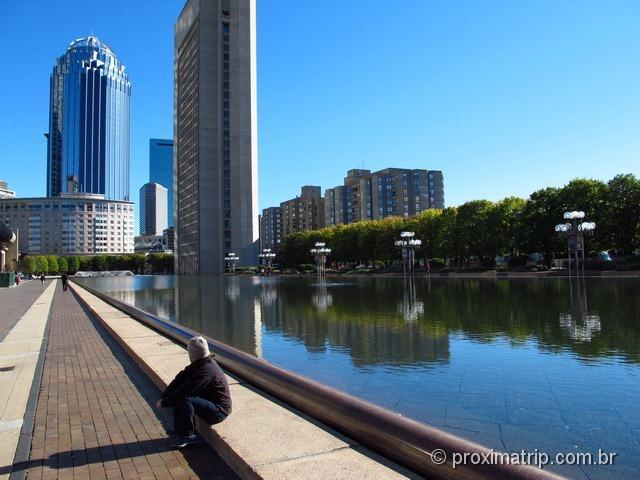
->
[[174, 0, 258, 274]]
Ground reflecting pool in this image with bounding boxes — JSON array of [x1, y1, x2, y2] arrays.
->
[[77, 275, 640, 479]]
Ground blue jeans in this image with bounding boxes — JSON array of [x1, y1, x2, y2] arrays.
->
[[172, 396, 227, 436]]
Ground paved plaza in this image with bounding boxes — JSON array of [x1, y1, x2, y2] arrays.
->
[[0, 280, 50, 342], [0, 281, 238, 480]]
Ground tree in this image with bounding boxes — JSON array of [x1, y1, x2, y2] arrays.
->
[[46, 256, 58, 275], [58, 256, 68, 273], [146, 253, 175, 273], [67, 256, 80, 274], [520, 187, 563, 258], [36, 256, 48, 274], [79, 256, 92, 271], [21, 256, 36, 274], [455, 200, 494, 265], [486, 197, 526, 257], [600, 174, 640, 255], [92, 255, 108, 271]]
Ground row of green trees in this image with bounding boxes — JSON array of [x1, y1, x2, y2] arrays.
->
[[19, 253, 174, 275], [278, 174, 640, 268]]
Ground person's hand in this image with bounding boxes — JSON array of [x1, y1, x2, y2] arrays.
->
[[156, 399, 163, 409]]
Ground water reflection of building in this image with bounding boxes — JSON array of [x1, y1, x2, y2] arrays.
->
[[116, 277, 175, 321], [174, 276, 262, 357], [559, 277, 601, 342]]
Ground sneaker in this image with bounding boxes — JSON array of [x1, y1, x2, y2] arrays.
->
[[170, 434, 199, 449]]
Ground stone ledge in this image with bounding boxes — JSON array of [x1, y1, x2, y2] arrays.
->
[[70, 283, 419, 480]]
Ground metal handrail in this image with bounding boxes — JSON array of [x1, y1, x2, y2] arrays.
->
[[71, 279, 564, 480]]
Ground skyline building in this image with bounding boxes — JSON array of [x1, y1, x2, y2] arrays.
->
[[0, 193, 134, 256], [324, 168, 445, 226], [281, 186, 324, 237], [323, 186, 346, 227], [259, 206, 282, 252], [149, 138, 174, 227], [175, 0, 258, 274], [139, 182, 168, 236], [47, 36, 131, 201]]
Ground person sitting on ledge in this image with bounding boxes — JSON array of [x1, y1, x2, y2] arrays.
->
[[156, 336, 232, 448]]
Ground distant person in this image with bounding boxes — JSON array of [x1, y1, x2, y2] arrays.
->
[[156, 336, 232, 448], [61, 272, 68, 291], [40, 274, 45, 286]]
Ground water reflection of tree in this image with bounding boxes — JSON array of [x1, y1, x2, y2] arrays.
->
[[266, 277, 640, 365], [261, 278, 451, 367]]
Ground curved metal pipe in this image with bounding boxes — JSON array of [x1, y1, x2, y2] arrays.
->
[[72, 279, 564, 480]]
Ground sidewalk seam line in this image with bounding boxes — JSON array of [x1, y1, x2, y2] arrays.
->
[[255, 445, 354, 468]]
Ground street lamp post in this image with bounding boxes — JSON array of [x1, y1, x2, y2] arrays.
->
[[258, 248, 276, 275], [224, 252, 240, 273], [394, 231, 422, 276], [555, 211, 595, 276], [310, 242, 331, 279]]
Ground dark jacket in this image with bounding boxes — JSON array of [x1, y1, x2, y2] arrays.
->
[[160, 355, 232, 415]]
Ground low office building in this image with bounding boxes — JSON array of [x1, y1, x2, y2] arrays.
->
[[260, 206, 282, 251], [323, 186, 346, 227], [343, 169, 372, 223], [281, 186, 324, 237], [162, 227, 175, 253], [0, 193, 134, 256], [370, 168, 444, 219], [324, 168, 445, 225], [139, 182, 168, 236], [134, 234, 167, 254]]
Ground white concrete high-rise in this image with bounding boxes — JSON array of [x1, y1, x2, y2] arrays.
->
[[175, 0, 258, 274], [139, 182, 168, 236]]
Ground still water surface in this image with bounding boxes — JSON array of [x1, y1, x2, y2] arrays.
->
[[77, 275, 640, 479]]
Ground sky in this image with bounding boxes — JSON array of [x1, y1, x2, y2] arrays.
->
[[1, 0, 639, 220]]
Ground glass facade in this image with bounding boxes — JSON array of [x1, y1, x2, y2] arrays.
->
[[149, 139, 174, 227], [47, 36, 131, 201]]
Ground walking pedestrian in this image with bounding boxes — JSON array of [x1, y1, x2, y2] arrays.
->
[[61, 272, 68, 291], [40, 273, 45, 286]]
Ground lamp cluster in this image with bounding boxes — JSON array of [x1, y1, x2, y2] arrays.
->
[[224, 252, 240, 273], [395, 231, 421, 276], [310, 242, 332, 277], [258, 248, 277, 275], [555, 211, 596, 276]]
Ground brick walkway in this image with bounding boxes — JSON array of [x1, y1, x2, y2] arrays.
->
[[17, 282, 238, 480], [0, 280, 51, 342]]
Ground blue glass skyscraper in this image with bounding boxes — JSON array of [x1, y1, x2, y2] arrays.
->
[[47, 36, 131, 200], [149, 139, 174, 227]]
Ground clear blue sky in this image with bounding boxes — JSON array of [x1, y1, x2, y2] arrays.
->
[[1, 0, 639, 217]]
